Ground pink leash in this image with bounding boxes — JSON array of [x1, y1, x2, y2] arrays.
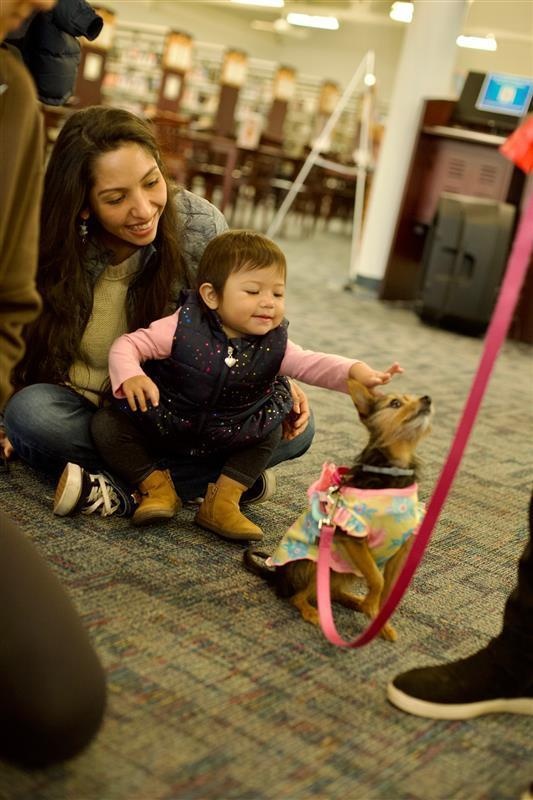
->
[[317, 194, 533, 648]]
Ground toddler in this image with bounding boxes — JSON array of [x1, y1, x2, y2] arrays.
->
[[89, 230, 403, 540]]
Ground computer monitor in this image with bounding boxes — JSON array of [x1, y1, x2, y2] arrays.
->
[[451, 71, 533, 134]]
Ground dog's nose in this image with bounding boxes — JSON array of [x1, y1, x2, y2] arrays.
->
[[421, 395, 432, 406]]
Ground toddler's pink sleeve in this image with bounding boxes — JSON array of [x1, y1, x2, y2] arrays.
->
[[279, 339, 359, 393], [110, 310, 178, 397]]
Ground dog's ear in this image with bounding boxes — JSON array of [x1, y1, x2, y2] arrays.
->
[[347, 379, 374, 419]]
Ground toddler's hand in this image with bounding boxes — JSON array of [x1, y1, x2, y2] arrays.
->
[[121, 375, 160, 412], [349, 361, 403, 391]]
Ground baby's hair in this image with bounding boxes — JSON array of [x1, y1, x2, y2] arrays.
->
[[196, 230, 286, 294]]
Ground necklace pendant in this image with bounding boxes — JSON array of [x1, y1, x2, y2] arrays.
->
[[224, 347, 237, 368]]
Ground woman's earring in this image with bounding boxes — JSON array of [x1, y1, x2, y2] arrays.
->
[[79, 218, 89, 244]]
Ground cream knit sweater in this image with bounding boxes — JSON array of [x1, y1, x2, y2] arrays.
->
[[66, 189, 227, 406], [68, 251, 141, 406]]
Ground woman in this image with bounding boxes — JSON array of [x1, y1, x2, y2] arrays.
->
[[3, 105, 313, 514]]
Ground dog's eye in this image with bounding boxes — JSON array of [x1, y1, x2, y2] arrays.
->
[[389, 399, 402, 408]]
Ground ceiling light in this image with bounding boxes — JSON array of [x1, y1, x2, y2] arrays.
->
[[231, 0, 284, 7], [389, 2, 413, 23], [456, 34, 497, 51], [286, 12, 339, 30], [364, 73, 376, 87]]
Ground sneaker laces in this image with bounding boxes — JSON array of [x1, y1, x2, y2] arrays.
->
[[81, 473, 123, 517]]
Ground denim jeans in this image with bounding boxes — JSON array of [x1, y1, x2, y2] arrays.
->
[[4, 384, 315, 501]]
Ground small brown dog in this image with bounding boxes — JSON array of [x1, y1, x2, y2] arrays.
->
[[243, 378, 433, 641]]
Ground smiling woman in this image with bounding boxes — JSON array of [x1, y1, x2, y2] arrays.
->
[[3, 105, 316, 510], [85, 144, 168, 262], [12, 106, 201, 402]]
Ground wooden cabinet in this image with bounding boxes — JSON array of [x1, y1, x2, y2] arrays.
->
[[380, 99, 526, 303], [412, 132, 514, 225]]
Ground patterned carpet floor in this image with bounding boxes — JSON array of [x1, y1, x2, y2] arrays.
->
[[1, 228, 532, 800]]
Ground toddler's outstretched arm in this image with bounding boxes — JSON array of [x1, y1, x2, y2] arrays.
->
[[349, 361, 403, 390]]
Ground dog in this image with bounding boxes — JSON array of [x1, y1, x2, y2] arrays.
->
[[243, 378, 433, 641]]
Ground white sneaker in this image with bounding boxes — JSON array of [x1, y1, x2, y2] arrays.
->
[[240, 469, 277, 505], [54, 462, 133, 517]]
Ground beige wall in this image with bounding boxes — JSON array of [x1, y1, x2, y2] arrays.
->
[[111, 0, 532, 110]]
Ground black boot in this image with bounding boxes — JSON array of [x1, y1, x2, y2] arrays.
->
[[387, 491, 533, 720], [387, 644, 533, 720]]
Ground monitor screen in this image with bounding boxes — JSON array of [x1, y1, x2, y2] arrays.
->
[[476, 73, 533, 117], [451, 71, 533, 134]]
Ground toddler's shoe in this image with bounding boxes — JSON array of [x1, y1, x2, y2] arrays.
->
[[132, 469, 181, 526], [195, 482, 263, 541]]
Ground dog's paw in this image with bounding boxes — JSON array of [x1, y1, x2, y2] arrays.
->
[[290, 596, 320, 626], [380, 622, 397, 641], [301, 607, 320, 626], [360, 599, 380, 619]]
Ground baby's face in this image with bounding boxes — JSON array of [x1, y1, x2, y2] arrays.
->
[[214, 263, 286, 339]]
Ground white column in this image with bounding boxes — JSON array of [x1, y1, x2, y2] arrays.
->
[[354, 0, 468, 287]]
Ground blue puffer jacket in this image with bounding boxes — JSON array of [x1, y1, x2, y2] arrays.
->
[[7, 0, 103, 105]]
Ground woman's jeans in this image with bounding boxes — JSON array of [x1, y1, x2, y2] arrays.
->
[[4, 384, 315, 501]]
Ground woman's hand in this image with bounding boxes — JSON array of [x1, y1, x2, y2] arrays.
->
[[283, 380, 310, 441], [349, 361, 403, 392], [0, 428, 14, 460], [121, 375, 160, 412]]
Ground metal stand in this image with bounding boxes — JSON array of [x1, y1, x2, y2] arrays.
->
[[266, 50, 375, 289], [348, 51, 374, 284]]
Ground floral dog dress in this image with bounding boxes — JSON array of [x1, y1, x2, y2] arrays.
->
[[267, 462, 425, 574]]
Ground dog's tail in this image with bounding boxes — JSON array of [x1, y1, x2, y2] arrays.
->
[[243, 547, 278, 585]]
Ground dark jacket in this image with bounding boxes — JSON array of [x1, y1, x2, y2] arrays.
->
[[118, 291, 294, 456], [7, 0, 103, 105]]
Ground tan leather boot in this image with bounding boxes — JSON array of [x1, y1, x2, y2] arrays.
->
[[132, 469, 181, 527], [195, 477, 263, 541]]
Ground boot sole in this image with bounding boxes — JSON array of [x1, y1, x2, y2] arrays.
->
[[387, 682, 533, 719], [132, 508, 178, 527], [194, 515, 263, 542], [54, 463, 83, 516]]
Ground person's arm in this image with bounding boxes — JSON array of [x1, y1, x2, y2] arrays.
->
[[109, 310, 178, 398], [0, 51, 44, 412], [279, 340, 358, 393], [280, 340, 402, 392], [173, 189, 229, 277]]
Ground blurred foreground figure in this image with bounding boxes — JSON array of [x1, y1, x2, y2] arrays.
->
[[0, 0, 106, 768]]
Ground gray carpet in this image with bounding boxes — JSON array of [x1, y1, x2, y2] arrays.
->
[[1, 228, 532, 800]]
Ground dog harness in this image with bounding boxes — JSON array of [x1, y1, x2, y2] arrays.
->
[[267, 462, 425, 575]]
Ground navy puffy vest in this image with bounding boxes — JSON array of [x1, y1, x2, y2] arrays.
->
[[119, 291, 293, 456]]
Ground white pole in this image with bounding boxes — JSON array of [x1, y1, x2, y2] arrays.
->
[[355, 0, 469, 289], [267, 53, 370, 240], [348, 50, 375, 282]]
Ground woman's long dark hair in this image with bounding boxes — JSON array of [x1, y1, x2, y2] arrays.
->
[[14, 105, 191, 388]]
